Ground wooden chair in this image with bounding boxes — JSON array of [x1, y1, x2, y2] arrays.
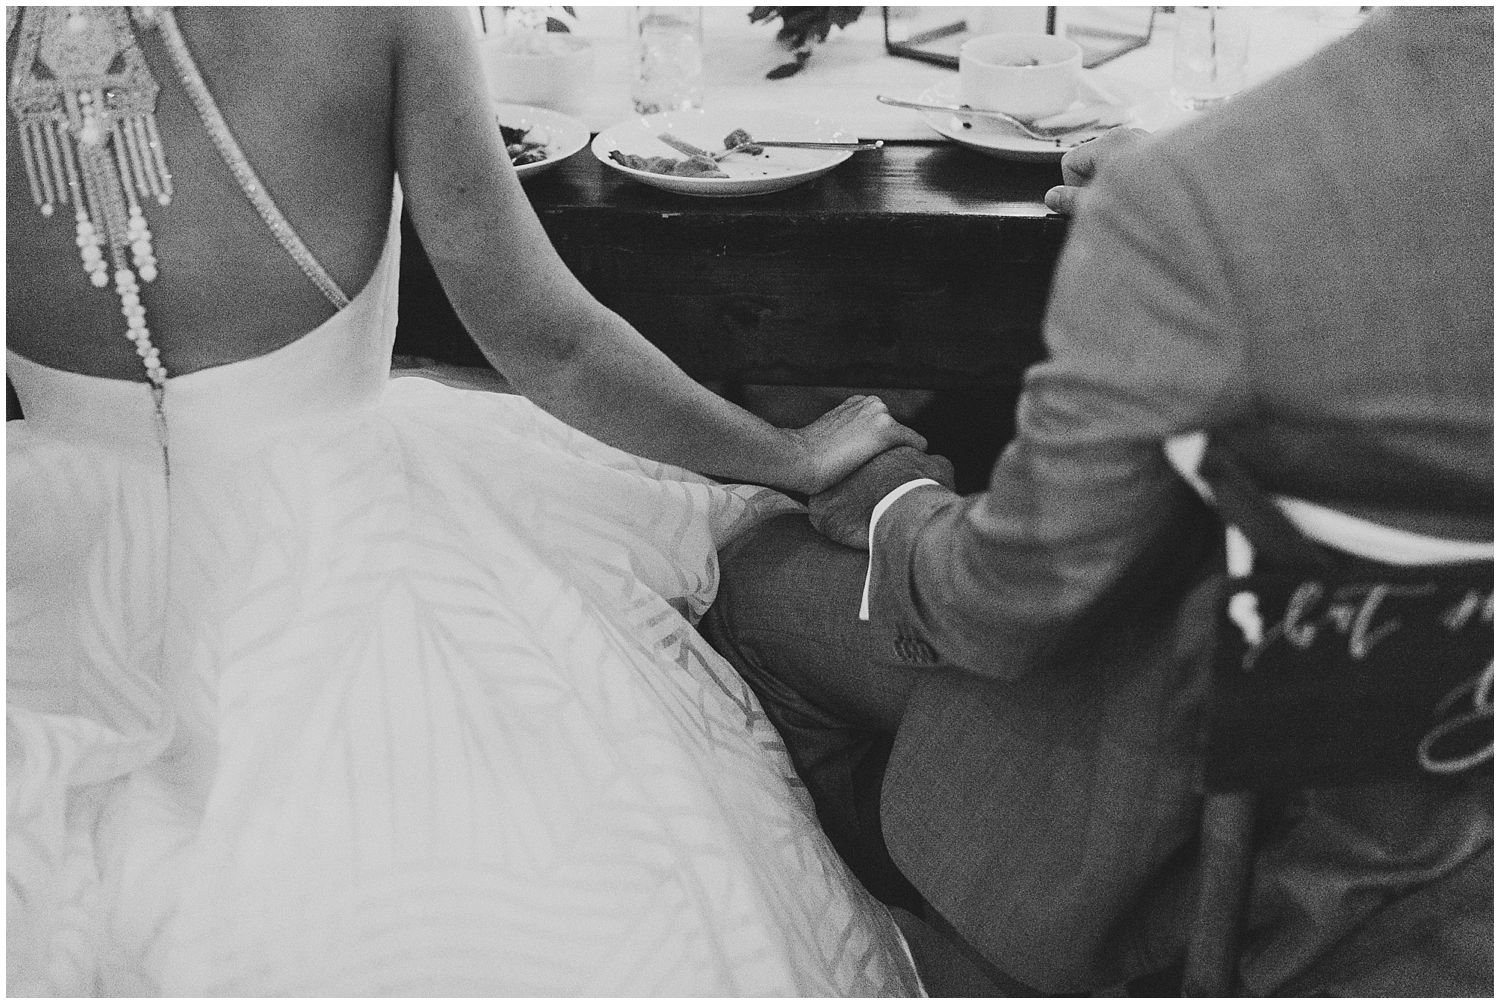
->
[[1165, 434, 1494, 996]]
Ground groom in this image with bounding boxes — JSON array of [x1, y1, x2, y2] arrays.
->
[[703, 6, 1493, 996]]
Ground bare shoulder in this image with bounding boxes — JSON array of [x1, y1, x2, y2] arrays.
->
[[385, 6, 480, 62], [169, 7, 404, 80], [212, 7, 483, 81], [176, 6, 403, 43]]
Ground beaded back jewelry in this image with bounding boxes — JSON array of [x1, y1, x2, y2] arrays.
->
[[8, 6, 171, 389]]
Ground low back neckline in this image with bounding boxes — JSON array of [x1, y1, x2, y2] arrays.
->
[[8, 6, 408, 459], [156, 7, 352, 313], [7, 185, 405, 460]]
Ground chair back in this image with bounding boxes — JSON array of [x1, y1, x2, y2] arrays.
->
[[1166, 432, 1494, 794], [1203, 551, 1491, 792], [1165, 432, 1493, 996]]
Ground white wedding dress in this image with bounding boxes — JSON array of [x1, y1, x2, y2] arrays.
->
[[7, 175, 922, 995]]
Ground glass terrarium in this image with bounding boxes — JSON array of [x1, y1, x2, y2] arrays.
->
[[883, 6, 1155, 69]]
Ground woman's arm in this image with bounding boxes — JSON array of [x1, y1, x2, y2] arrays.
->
[[390, 9, 921, 493]]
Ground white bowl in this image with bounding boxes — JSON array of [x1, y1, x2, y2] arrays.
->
[[959, 32, 1083, 120], [479, 34, 594, 117]]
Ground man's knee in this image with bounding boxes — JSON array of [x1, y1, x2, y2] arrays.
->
[[706, 512, 912, 735], [709, 512, 862, 647]]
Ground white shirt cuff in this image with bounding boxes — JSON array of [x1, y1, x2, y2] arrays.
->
[[858, 479, 941, 621]]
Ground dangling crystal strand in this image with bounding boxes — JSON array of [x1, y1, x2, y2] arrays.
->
[[75, 129, 132, 285], [106, 119, 159, 282], [74, 153, 112, 288], [121, 116, 153, 198], [115, 267, 165, 386], [141, 114, 172, 205], [126, 205, 157, 282], [15, 125, 47, 208], [40, 119, 71, 209], [27, 122, 56, 215], [126, 118, 158, 202], [54, 119, 109, 287], [74, 139, 124, 287], [108, 121, 139, 196], [75, 216, 107, 286], [56, 116, 84, 203]]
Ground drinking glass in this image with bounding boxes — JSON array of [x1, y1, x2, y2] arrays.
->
[[632, 7, 704, 115], [1171, 6, 1250, 111]]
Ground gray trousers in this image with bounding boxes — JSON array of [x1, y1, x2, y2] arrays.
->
[[701, 513, 926, 912]]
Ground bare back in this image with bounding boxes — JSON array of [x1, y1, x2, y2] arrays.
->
[[6, 7, 399, 379]]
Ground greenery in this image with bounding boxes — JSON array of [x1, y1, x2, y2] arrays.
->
[[748, 6, 864, 78], [479, 6, 579, 55], [481, 6, 576, 36]]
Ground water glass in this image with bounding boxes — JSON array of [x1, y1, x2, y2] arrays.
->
[[1171, 6, 1250, 111], [632, 7, 704, 115]]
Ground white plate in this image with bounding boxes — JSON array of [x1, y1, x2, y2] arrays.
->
[[917, 73, 1167, 163], [592, 108, 856, 197], [495, 103, 590, 181]]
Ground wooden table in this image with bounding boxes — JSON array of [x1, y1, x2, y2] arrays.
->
[[395, 142, 1069, 487], [395, 9, 1356, 487], [398, 143, 1065, 388]]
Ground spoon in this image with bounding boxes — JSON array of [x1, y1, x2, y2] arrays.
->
[[876, 95, 1130, 141]]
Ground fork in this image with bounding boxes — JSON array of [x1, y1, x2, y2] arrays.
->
[[659, 132, 882, 162], [726, 138, 884, 153], [875, 95, 1127, 142]]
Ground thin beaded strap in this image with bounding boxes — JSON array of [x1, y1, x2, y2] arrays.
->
[[152, 9, 349, 310]]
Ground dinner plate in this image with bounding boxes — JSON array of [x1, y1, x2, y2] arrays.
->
[[494, 103, 590, 181], [917, 73, 1167, 163], [592, 107, 856, 197]]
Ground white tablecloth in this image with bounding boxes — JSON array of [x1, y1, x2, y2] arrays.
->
[[484, 6, 1368, 141]]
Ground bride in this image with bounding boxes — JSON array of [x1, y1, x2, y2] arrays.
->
[[6, 7, 925, 995]]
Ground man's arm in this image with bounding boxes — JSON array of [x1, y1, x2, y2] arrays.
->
[[807, 447, 956, 550], [858, 146, 1256, 680]]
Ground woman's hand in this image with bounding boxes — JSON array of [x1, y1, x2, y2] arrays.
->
[[783, 395, 929, 495]]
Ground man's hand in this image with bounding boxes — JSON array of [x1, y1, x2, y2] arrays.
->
[[1043, 126, 1153, 216], [809, 447, 956, 549]]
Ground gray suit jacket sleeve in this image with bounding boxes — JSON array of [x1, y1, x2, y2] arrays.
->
[[867, 148, 1255, 680]]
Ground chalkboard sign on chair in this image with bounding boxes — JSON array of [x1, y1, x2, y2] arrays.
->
[[1164, 433, 1494, 996]]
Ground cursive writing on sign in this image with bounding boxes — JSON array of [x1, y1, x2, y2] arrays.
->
[[1418, 662, 1494, 774], [1239, 581, 1493, 672]]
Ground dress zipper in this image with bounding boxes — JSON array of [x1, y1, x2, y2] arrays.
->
[[151, 381, 170, 481]]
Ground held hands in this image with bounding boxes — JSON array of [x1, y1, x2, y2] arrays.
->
[[785, 395, 929, 495], [809, 446, 955, 550], [1043, 126, 1152, 216]]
